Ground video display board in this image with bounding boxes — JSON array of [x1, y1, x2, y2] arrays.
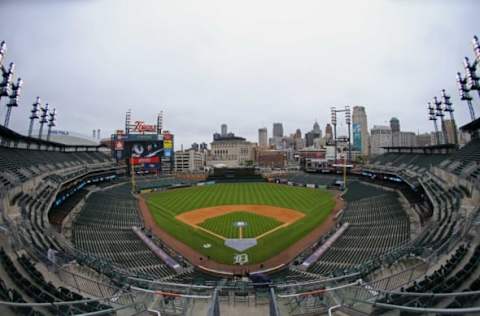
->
[[128, 141, 164, 166], [111, 128, 174, 174]]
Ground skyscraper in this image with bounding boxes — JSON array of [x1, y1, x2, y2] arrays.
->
[[325, 124, 333, 139], [273, 123, 283, 138], [370, 125, 392, 156], [221, 124, 227, 136], [390, 117, 400, 133], [258, 127, 268, 148], [305, 122, 322, 147], [390, 117, 400, 146], [352, 106, 369, 156], [294, 128, 302, 139], [270, 122, 284, 149]]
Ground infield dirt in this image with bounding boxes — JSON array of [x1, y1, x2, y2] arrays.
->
[[176, 204, 305, 226]]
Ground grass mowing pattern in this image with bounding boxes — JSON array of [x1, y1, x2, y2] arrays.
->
[[199, 211, 282, 239], [146, 183, 335, 264]]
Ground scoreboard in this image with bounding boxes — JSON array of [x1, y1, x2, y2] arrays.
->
[[111, 131, 174, 175]]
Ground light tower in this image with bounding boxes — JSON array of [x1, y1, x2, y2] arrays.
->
[[46, 108, 57, 141], [38, 103, 49, 139], [464, 57, 480, 97], [28, 97, 41, 137], [4, 78, 22, 128], [474, 35, 480, 63], [0, 62, 15, 105], [441, 89, 458, 145], [125, 109, 132, 135], [345, 106, 352, 162], [457, 72, 475, 120], [428, 102, 440, 145], [0, 41, 6, 65], [330, 106, 352, 163], [157, 111, 163, 134], [331, 107, 337, 162], [434, 96, 445, 144]]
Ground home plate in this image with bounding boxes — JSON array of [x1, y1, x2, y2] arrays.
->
[[225, 239, 257, 252]]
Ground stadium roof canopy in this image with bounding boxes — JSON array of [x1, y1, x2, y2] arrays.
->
[[0, 125, 105, 151], [460, 117, 480, 134]]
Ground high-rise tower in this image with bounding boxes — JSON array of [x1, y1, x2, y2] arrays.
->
[[258, 127, 268, 148], [352, 106, 369, 156]]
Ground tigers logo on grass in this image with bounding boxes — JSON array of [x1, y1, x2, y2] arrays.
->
[[233, 253, 249, 265]]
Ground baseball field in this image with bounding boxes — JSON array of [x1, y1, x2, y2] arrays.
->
[[145, 183, 335, 265]]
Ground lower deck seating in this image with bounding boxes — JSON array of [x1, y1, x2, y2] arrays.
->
[[307, 192, 410, 276], [374, 243, 480, 313], [0, 248, 111, 315], [0, 278, 44, 316], [72, 185, 177, 280]]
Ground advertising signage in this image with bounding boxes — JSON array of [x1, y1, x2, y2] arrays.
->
[[131, 156, 161, 165], [114, 140, 124, 151], [164, 140, 173, 149], [352, 123, 362, 151], [126, 134, 161, 142], [132, 121, 156, 133]]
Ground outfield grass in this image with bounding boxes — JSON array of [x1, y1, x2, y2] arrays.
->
[[199, 211, 282, 239], [146, 183, 335, 265]]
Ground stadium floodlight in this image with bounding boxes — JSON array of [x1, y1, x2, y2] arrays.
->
[[157, 111, 163, 134], [125, 109, 132, 135], [0, 41, 6, 67], [3, 77, 22, 128], [345, 106, 351, 124], [474, 35, 480, 64], [428, 102, 440, 145], [441, 89, 453, 113], [464, 57, 480, 91], [28, 97, 41, 137], [0, 62, 15, 102], [46, 108, 57, 141], [330, 107, 337, 162], [441, 89, 458, 145], [434, 96, 446, 144], [38, 103, 49, 139], [330, 107, 337, 125], [345, 106, 351, 162], [434, 96, 444, 117], [456, 72, 475, 120]]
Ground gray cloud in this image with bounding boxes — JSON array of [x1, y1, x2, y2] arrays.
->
[[0, 0, 478, 147]]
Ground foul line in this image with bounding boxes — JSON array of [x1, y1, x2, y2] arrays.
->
[[256, 222, 290, 240]]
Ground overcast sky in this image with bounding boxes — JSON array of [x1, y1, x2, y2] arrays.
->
[[0, 0, 479, 148]]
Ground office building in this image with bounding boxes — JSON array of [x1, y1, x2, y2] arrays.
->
[[258, 127, 268, 148], [352, 106, 369, 156], [370, 125, 392, 155]]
